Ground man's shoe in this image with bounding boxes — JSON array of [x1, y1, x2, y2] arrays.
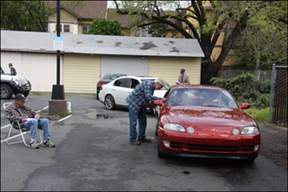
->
[[138, 137, 152, 143], [43, 140, 56, 148], [30, 141, 39, 149], [130, 140, 141, 145]]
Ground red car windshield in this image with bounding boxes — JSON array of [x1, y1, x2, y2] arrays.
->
[[166, 88, 238, 108]]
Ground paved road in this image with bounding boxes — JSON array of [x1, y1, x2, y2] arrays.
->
[[1, 95, 287, 191]]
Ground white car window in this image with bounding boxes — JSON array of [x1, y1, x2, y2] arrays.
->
[[114, 78, 130, 88], [130, 79, 140, 89]]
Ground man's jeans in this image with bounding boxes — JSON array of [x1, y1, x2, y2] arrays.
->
[[128, 107, 147, 141], [23, 118, 51, 140]]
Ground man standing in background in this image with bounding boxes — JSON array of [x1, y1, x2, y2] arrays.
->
[[8, 63, 17, 76], [178, 68, 190, 85]]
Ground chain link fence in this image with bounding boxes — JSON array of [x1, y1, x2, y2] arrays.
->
[[268, 65, 287, 126], [217, 69, 272, 81], [217, 67, 287, 126]]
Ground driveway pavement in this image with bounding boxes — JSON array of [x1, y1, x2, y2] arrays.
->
[[1, 94, 287, 191], [257, 122, 287, 170]]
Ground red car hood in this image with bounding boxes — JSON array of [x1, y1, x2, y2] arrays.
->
[[161, 106, 256, 128]]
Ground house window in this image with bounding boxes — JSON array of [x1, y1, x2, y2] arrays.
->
[[63, 25, 70, 33], [134, 28, 149, 37], [82, 25, 90, 34], [54, 24, 70, 33]]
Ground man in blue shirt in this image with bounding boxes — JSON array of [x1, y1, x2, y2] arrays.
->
[[126, 78, 166, 145]]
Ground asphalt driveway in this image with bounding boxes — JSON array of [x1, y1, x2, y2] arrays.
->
[[1, 94, 287, 191]]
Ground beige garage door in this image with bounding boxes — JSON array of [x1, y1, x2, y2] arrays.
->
[[63, 54, 100, 93]]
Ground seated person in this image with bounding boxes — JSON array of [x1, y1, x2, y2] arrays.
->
[[4, 94, 56, 149], [203, 91, 222, 106], [168, 91, 190, 105]]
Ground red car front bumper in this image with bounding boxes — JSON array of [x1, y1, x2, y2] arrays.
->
[[157, 128, 260, 160]]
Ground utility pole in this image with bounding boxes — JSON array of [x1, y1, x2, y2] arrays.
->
[[49, 0, 67, 116]]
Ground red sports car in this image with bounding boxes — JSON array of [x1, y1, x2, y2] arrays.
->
[[153, 85, 260, 161]]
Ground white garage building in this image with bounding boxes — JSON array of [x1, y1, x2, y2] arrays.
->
[[1, 30, 204, 94]]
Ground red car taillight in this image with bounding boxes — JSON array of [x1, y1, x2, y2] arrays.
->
[[97, 81, 106, 86], [100, 86, 103, 91]]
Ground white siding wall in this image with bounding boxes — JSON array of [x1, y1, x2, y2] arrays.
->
[[48, 23, 55, 33], [1, 52, 202, 94], [1, 52, 58, 92]]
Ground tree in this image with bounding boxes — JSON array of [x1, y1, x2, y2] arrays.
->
[[113, 0, 287, 84], [230, 1, 287, 74], [87, 19, 123, 36], [147, 23, 167, 37], [0, 1, 86, 32], [1, 1, 54, 32]]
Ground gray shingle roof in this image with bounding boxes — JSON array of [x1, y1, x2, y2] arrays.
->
[[1, 30, 204, 58]]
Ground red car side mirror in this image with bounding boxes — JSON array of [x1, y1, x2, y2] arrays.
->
[[153, 99, 164, 106], [240, 103, 250, 109]]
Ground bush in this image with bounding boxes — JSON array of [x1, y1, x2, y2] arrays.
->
[[211, 73, 271, 109], [244, 108, 270, 123], [87, 19, 123, 36]]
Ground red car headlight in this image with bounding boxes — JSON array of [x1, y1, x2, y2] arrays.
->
[[241, 126, 259, 135], [163, 123, 186, 132]]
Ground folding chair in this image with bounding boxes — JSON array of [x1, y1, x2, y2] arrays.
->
[[3, 102, 43, 146]]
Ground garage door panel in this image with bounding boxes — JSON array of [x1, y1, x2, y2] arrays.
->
[[101, 56, 148, 78], [63, 54, 100, 93]]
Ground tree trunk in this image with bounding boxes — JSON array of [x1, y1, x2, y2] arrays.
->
[[254, 51, 261, 80], [201, 61, 218, 85]]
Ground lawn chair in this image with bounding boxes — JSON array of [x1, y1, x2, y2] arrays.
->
[[3, 102, 43, 146]]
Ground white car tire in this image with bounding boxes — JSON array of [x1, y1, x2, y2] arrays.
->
[[104, 94, 116, 110]]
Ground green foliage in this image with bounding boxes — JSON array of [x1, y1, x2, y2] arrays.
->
[[31, 92, 43, 96], [1, 1, 54, 32], [211, 73, 271, 109], [53, 114, 60, 119], [1, 1, 87, 32], [147, 24, 167, 37], [244, 108, 270, 123], [87, 19, 123, 36], [231, 1, 287, 70]]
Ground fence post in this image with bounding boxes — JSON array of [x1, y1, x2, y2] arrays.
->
[[257, 69, 261, 81], [268, 64, 276, 123]]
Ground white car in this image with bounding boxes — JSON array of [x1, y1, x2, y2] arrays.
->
[[99, 76, 170, 110]]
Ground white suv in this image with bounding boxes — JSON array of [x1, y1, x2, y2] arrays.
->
[[1, 66, 31, 99]]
